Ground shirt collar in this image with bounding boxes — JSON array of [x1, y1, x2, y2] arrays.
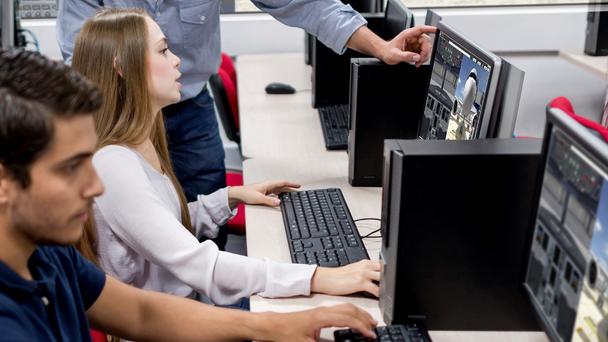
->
[[0, 248, 55, 296]]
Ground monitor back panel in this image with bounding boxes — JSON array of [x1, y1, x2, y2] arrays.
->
[[348, 59, 430, 186], [380, 138, 543, 331]]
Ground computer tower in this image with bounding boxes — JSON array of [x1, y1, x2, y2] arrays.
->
[[584, 2, 608, 56], [379, 138, 543, 331], [348, 58, 431, 187]]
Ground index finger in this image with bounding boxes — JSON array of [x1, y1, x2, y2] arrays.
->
[[408, 25, 437, 36]]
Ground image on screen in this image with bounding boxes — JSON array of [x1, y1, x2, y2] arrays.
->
[[525, 127, 608, 342], [418, 31, 492, 140]]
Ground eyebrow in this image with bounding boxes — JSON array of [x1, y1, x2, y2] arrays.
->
[[53, 152, 94, 170], [156, 37, 167, 47]]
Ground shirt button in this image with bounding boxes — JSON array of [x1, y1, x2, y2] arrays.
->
[[200, 15, 206, 22], [41, 296, 49, 306]]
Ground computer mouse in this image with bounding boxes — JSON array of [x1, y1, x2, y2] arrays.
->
[[265, 82, 296, 95]]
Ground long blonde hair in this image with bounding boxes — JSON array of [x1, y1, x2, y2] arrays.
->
[[72, 8, 194, 264]]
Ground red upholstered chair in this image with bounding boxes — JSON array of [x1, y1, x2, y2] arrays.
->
[[549, 96, 608, 142], [209, 53, 245, 234], [90, 329, 107, 342]]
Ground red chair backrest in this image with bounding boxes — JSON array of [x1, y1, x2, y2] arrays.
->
[[549, 96, 608, 142], [217, 68, 239, 130]]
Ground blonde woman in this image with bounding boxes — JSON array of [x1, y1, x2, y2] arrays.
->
[[73, 8, 380, 306]]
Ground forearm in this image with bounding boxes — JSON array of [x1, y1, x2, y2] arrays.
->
[[346, 25, 388, 61], [135, 290, 275, 341]]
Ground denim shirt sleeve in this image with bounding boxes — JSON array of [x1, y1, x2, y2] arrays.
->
[[56, 0, 101, 63], [251, 0, 367, 54]]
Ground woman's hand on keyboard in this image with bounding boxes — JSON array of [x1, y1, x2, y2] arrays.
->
[[267, 303, 377, 341], [227, 180, 300, 209], [310, 260, 381, 297]]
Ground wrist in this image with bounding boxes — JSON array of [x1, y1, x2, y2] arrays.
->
[[246, 312, 279, 340], [227, 186, 241, 209], [310, 266, 327, 294]]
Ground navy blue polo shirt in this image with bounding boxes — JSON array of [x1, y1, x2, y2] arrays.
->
[[0, 245, 106, 341]]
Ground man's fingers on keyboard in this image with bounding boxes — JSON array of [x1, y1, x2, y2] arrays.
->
[[322, 305, 376, 339]]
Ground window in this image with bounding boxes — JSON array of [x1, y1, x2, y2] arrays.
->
[[552, 245, 562, 266], [564, 261, 572, 283]]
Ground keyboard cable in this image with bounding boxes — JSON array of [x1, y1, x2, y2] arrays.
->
[[354, 218, 382, 239]]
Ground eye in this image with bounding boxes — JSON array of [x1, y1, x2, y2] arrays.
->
[[63, 161, 82, 174], [160, 47, 169, 55]]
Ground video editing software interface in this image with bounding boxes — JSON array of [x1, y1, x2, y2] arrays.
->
[[418, 28, 493, 140], [525, 118, 608, 341]]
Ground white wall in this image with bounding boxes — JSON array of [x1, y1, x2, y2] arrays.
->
[[25, 4, 588, 59], [218, 4, 588, 55]]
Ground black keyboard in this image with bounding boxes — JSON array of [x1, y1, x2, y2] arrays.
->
[[334, 323, 432, 342], [319, 104, 349, 150], [279, 188, 369, 267]]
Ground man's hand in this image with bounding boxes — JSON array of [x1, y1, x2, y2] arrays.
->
[[311, 260, 381, 297], [269, 303, 378, 341], [228, 180, 301, 209], [382, 25, 436, 67], [347, 25, 437, 67]]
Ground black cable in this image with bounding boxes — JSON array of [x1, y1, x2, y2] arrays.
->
[[354, 218, 381, 222], [361, 229, 381, 239], [354, 218, 382, 239]]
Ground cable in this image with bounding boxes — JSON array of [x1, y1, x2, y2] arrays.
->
[[354, 218, 381, 223], [361, 228, 381, 239], [19, 29, 39, 51], [353, 218, 382, 239]]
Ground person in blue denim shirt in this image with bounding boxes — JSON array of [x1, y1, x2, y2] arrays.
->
[[57, 0, 435, 250], [0, 47, 379, 342]]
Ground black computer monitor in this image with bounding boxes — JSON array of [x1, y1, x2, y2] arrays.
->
[[384, 0, 414, 38], [379, 137, 543, 330], [418, 21, 502, 140], [424, 9, 442, 26], [524, 107, 608, 342]]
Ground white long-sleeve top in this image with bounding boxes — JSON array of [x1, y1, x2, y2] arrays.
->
[[92, 145, 316, 304]]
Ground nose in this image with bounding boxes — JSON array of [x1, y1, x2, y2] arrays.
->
[[171, 50, 181, 69], [83, 162, 104, 199]]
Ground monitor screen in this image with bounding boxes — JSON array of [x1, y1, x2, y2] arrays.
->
[[384, 0, 414, 38], [524, 109, 608, 342], [418, 22, 501, 140]]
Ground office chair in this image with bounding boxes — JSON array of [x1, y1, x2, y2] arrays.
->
[[549, 96, 608, 142], [210, 54, 240, 145], [209, 53, 245, 234]]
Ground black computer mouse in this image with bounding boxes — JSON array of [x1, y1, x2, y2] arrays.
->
[[265, 82, 296, 95]]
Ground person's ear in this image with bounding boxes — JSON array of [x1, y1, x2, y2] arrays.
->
[[113, 56, 124, 78], [0, 164, 11, 205]]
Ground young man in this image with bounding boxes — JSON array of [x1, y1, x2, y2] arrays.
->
[[0, 48, 377, 341]]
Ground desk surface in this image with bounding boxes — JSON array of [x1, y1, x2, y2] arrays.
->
[[559, 50, 608, 79], [238, 53, 344, 159], [237, 53, 548, 342]]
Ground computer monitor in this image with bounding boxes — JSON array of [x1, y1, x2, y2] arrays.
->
[[418, 21, 503, 140], [384, 0, 414, 39], [379, 137, 543, 330], [524, 107, 608, 342], [424, 9, 442, 26]]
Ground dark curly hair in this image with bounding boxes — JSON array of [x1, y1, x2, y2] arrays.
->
[[0, 48, 102, 188]]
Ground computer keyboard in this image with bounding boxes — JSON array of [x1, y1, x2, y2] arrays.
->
[[279, 188, 369, 267], [319, 104, 349, 150], [334, 323, 432, 342]]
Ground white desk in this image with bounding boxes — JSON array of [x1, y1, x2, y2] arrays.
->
[[238, 53, 345, 160], [559, 50, 608, 80], [237, 53, 548, 342]]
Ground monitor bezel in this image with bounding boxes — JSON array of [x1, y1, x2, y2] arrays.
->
[[420, 21, 503, 140], [522, 106, 608, 342]]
